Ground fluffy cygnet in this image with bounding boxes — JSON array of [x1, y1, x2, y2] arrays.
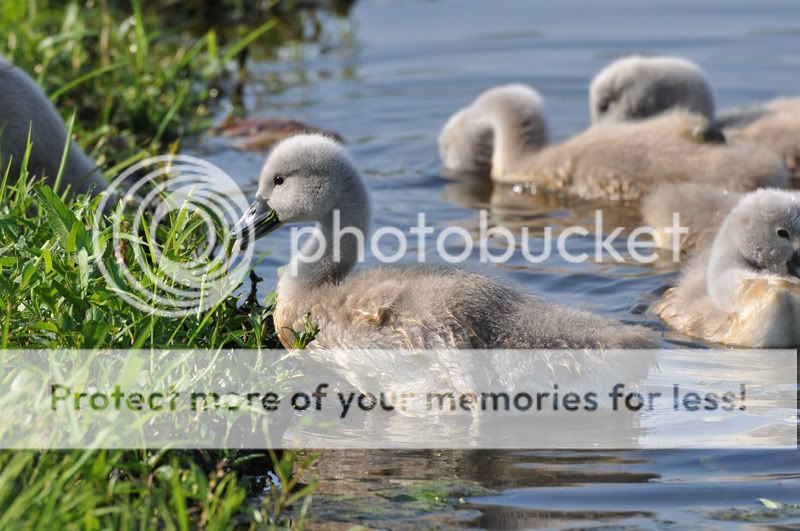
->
[[439, 84, 547, 176], [444, 85, 790, 200], [0, 56, 105, 195], [719, 97, 800, 177], [642, 183, 800, 252], [653, 189, 800, 347], [590, 55, 715, 123], [235, 134, 659, 352], [439, 84, 788, 200], [641, 182, 742, 252], [591, 54, 800, 177]]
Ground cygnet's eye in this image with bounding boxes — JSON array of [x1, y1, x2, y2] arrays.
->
[[598, 99, 611, 114], [777, 228, 790, 239], [273, 174, 285, 186]]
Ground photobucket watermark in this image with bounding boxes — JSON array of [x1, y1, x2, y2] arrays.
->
[[286, 209, 688, 275], [91, 154, 688, 314], [93, 155, 254, 317], [2, 349, 795, 449]]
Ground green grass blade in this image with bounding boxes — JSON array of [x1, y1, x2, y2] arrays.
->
[[52, 112, 75, 195], [154, 83, 188, 144], [131, 0, 149, 71], [49, 62, 126, 101], [221, 19, 277, 63]]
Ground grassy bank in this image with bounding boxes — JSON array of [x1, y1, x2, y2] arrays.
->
[[0, 0, 317, 527], [0, 0, 280, 170]]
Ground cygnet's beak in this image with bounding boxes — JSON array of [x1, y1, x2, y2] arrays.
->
[[691, 124, 726, 144], [233, 198, 281, 247], [788, 250, 800, 279]]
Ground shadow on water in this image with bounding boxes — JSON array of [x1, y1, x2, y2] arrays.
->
[[189, 0, 800, 527]]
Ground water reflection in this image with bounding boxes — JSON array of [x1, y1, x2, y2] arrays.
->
[[306, 448, 799, 528], [187, 0, 800, 526], [442, 175, 649, 236]]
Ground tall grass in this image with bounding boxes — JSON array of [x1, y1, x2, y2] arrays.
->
[[0, 1, 319, 527], [0, 0, 275, 170], [0, 135, 318, 531]]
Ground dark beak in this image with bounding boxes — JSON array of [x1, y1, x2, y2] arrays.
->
[[788, 251, 800, 279], [691, 124, 726, 144], [233, 198, 281, 248]]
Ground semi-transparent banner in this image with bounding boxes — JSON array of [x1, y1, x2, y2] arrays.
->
[[0, 349, 795, 449]]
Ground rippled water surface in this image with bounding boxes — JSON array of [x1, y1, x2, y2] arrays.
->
[[195, 0, 800, 527]]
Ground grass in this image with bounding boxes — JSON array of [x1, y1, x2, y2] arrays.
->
[[0, 0, 280, 171], [0, 1, 321, 528]]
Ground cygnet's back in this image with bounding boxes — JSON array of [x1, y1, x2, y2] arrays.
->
[[590, 55, 800, 179], [643, 183, 800, 252], [439, 85, 788, 200], [720, 97, 800, 177], [275, 265, 659, 351], [513, 110, 789, 200], [0, 57, 105, 195], [642, 182, 742, 252]]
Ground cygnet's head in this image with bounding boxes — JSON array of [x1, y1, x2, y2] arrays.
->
[[439, 84, 548, 175], [714, 189, 800, 280], [438, 106, 493, 173], [234, 134, 368, 242], [590, 55, 715, 124]]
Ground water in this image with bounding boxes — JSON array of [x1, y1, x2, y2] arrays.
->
[[193, 0, 800, 527]]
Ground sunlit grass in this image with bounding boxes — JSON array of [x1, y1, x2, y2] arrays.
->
[[0, 0, 275, 170], [0, 138, 319, 529], [0, 1, 319, 527]]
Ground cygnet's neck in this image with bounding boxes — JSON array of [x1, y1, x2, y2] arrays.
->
[[480, 98, 548, 180], [279, 188, 370, 295], [706, 228, 754, 312]]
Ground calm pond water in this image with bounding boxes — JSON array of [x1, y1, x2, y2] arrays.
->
[[193, 0, 800, 527]]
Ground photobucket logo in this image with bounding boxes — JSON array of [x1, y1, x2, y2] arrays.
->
[[288, 209, 687, 275], [93, 155, 254, 317]]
